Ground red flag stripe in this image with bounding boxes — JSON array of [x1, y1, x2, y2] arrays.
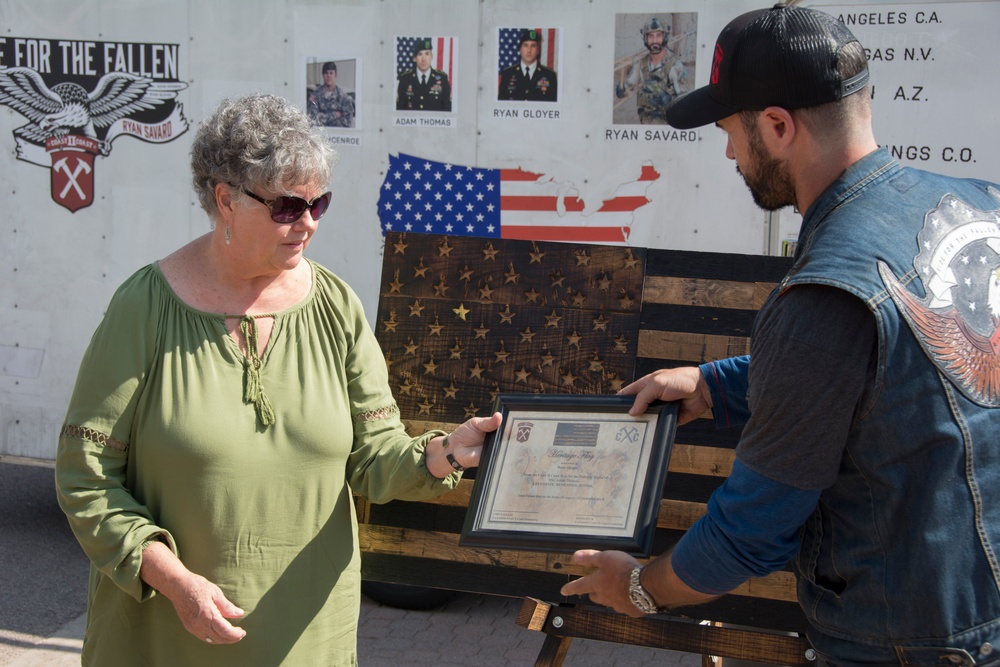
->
[[501, 225, 629, 243], [501, 195, 650, 213], [499, 168, 545, 182]]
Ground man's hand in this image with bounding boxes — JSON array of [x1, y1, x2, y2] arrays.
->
[[559, 550, 646, 618], [618, 366, 712, 424]]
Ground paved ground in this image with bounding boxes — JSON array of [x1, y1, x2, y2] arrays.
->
[[1, 460, 701, 666]]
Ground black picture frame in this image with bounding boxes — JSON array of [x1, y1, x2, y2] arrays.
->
[[460, 393, 678, 557]]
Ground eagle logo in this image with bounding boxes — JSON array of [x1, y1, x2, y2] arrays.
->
[[879, 192, 1000, 407], [0, 66, 187, 212]]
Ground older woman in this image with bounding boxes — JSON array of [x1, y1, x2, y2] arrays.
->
[[55, 93, 501, 666]]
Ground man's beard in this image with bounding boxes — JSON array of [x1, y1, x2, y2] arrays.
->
[[646, 42, 663, 54], [739, 120, 796, 211]]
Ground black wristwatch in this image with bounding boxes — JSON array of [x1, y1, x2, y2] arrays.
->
[[628, 566, 665, 614]]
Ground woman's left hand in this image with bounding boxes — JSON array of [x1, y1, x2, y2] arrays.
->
[[426, 412, 502, 478]]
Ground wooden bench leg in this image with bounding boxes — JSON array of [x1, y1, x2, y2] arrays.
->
[[535, 634, 573, 667]]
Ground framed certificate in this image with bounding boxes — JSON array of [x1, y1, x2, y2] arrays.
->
[[460, 393, 678, 556]]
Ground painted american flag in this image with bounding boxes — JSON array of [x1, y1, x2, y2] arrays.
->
[[498, 27, 559, 72], [395, 35, 456, 85], [377, 153, 660, 245]]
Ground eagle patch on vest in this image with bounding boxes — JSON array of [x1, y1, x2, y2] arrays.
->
[[879, 190, 1000, 407]]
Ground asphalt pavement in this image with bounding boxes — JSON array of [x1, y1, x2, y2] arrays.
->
[[0, 460, 701, 666]]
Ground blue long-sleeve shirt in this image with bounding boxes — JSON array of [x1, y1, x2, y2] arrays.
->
[[670, 284, 876, 594]]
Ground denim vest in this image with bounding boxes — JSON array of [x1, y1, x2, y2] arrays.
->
[[771, 148, 1000, 666]]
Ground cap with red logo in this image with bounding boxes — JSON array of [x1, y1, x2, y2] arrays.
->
[[665, 4, 870, 129]]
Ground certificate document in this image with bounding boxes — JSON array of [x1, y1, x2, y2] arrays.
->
[[461, 394, 677, 555], [481, 414, 653, 537]]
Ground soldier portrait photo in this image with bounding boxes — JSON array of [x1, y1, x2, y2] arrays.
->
[[305, 59, 357, 128], [395, 36, 454, 112], [613, 13, 697, 125], [497, 28, 559, 103]]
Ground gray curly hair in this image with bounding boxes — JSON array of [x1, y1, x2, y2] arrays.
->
[[190, 93, 338, 221]]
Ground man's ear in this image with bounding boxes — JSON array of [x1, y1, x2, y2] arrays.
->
[[759, 106, 797, 153]]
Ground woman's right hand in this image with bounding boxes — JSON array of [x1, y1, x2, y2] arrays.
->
[[141, 540, 247, 644]]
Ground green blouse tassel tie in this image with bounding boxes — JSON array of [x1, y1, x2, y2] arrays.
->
[[239, 315, 275, 427]]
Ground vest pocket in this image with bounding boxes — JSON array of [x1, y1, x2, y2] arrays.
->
[[798, 505, 848, 597]]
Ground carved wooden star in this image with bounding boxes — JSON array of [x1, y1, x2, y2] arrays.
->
[[494, 342, 511, 363], [524, 287, 541, 303], [550, 271, 566, 288], [423, 357, 439, 375], [453, 303, 470, 320], [597, 273, 613, 291], [473, 323, 490, 339], [520, 327, 537, 342], [393, 239, 408, 254], [575, 250, 592, 266], [515, 367, 532, 383], [458, 265, 474, 282], [433, 279, 449, 297], [539, 351, 556, 368], [614, 334, 630, 353], [566, 331, 582, 348], [545, 310, 563, 328], [399, 378, 417, 395], [592, 314, 609, 331], [570, 291, 587, 307], [529, 246, 546, 264], [561, 370, 577, 387], [479, 284, 495, 300], [623, 249, 640, 270], [388, 270, 404, 294], [482, 243, 499, 261], [469, 362, 486, 379], [438, 239, 454, 257], [409, 299, 425, 317], [382, 310, 399, 332], [618, 293, 635, 310], [504, 263, 521, 285], [413, 260, 429, 278], [588, 353, 605, 372], [403, 339, 420, 356], [449, 341, 465, 359], [464, 402, 480, 418], [608, 374, 625, 392], [417, 399, 434, 415], [498, 305, 516, 324], [428, 317, 444, 336], [443, 383, 459, 399]]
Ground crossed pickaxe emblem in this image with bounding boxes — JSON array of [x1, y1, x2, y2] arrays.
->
[[53, 156, 92, 200]]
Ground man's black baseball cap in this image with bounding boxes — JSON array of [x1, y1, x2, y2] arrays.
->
[[665, 4, 870, 129]]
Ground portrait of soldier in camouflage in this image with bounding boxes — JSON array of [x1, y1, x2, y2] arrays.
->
[[613, 14, 696, 125], [307, 61, 356, 128]]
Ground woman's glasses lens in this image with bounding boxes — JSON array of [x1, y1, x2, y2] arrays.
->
[[244, 189, 332, 223]]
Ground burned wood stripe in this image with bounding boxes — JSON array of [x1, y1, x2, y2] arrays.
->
[[642, 275, 779, 311], [358, 524, 797, 602], [637, 329, 751, 362]]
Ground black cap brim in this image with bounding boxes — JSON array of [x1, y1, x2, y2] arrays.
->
[[665, 87, 740, 129]]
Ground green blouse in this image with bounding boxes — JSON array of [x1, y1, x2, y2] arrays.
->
[[55, 261, 457, 666]]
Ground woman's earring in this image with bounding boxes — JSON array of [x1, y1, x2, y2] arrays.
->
[[225, 225, 231, 245]]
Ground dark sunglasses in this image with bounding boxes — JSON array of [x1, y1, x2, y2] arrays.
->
[[241, 188, 332, 223]]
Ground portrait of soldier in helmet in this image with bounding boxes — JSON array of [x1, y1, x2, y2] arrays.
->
[[613, 13, 697, 125]]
